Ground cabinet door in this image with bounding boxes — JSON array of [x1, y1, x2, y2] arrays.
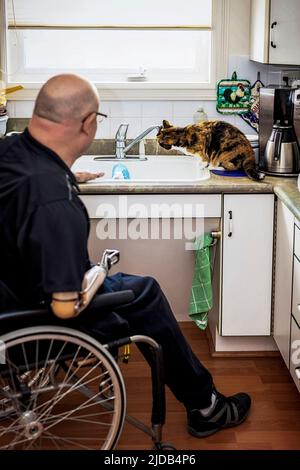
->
[[250, 0, 270, 63], [290, 317, 300, 394], [273, 200, 294, 367], [222, 194, 274, 336], [269, 0, 300, 65], [292, 254, 300, 328]]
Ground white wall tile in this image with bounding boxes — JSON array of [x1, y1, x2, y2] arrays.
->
[[235, 117, 257, 135], [95, 117, 110, 139], [98, 101, 110, 116], [110, 101, 142, 118], [217, 114, 237, 125], [6, 101, 15, 118], [173, 101, 201, 118], [171, 116, 194, 127], [267, 70, 282, 86], [201, 101, 218, 117], [141, 118, 162, 137], [110, 117, 142, 139], [141, 101, 172, 118], [14, 101, 34, 118]]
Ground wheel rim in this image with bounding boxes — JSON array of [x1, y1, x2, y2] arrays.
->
[[0, 327, 126, 450]]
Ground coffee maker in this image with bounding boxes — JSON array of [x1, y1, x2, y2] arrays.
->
[[259, 86, 300, 176]]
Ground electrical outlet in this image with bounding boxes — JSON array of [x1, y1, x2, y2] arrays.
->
[[280, 69, 300, 86]]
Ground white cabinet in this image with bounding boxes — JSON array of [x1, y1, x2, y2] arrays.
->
[[82, 194, 221, 322], [250, 0, 270, 63], [250, 0, 300, 65], [273, 199, 300, 394], [221, 194, 274, 336], [273, 199, 294, 367], [290, 225, 300, 393], [292, 252, 300, 327], [269, 0, 300, 65], [290, 317, 300, 394]]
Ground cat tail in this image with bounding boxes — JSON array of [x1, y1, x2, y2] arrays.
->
[[242, 148, 265, 181]]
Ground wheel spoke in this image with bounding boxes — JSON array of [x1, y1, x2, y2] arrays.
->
[[43, 386, 114, 433], [32, 360, 105, 422], [0, 329, 125, 450], [36, 360, 106, 422], [41, 431, 98, 450]]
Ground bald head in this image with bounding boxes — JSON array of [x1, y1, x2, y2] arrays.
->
[[33, 74, 99, 123]]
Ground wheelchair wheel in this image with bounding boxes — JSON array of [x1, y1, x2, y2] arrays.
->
[[0, 326, 126, 450]]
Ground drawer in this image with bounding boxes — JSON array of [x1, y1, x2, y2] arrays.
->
[[295, 224, 300, 261], [290, 317, 300, 394], [292, 255, 300, 326]]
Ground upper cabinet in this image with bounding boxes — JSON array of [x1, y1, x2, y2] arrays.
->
[[250, 0, 300, 65]]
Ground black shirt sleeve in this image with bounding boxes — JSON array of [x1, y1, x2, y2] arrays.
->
[[17, 199, 89, 301]]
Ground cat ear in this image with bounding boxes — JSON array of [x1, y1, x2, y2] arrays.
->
[[162, 120, 172, 129]]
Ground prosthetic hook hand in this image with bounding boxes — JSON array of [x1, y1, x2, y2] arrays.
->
[[51, 249, 120, 319]]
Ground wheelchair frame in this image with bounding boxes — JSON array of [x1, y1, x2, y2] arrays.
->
[[0, 302, 170, 450]]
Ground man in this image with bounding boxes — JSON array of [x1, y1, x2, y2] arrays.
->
[[0, 74, 251, 438]]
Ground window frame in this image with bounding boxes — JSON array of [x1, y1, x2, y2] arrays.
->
[[1, 0, 229, 101]]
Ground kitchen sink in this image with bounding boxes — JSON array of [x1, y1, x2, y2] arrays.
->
[[71, 155, 210, 184]]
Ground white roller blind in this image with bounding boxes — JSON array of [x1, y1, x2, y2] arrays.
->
[[7, 0, 212, 27]]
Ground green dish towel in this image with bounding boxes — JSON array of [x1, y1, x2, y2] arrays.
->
[[189, 233, 214, 330]]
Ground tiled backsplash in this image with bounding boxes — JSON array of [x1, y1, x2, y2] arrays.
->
[[7, 99, 256, 138]]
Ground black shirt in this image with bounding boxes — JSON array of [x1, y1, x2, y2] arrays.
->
[[0, 129, 90, 308]]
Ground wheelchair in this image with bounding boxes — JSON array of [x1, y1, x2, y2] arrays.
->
[[0, 251, 173, 450]]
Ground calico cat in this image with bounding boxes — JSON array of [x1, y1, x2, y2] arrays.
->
[[157, 120, 264, 181]]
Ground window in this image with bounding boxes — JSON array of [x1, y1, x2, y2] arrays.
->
[[3, 0, 228, 98]]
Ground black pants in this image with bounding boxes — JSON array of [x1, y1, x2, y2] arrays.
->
[[75, 272, 213, 410]]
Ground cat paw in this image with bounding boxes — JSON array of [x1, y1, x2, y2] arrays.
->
[[245, 169, 266, 181], [258, 172, 266, 180]]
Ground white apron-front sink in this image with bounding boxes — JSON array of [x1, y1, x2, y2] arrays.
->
[[71, 155, 210, 184]]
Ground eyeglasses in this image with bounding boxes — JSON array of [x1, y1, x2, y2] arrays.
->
[[95, 111, 108, 124], [82, 111, 108, 125]]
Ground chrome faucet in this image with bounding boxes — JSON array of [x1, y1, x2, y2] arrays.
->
[[115, 123, 162, 159]]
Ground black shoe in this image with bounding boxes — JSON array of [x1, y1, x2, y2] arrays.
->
[[187, 391, 251, 438]]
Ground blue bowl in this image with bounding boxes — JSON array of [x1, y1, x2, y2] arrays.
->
[[211, 169, 246, 177]]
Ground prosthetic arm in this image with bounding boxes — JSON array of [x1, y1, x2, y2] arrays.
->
[[51, 249, 120, 319]]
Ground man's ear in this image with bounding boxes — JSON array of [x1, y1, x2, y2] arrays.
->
[[162, 120, 172, 129], [81, 113, 95, 136]]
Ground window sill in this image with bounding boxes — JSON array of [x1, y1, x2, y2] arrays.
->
[[7, 83, 217, 101]]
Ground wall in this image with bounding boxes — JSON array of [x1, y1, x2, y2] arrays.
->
[[228, 0, 251, 56], [5, 0, 296, 138], [7, 99, 255, 138]]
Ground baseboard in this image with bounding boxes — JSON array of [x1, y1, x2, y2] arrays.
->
[[205, 326, 281, 358]]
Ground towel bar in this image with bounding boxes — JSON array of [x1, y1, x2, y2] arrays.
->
[[211, 231, 221, 240]]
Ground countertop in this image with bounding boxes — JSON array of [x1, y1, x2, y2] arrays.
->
[[273, 179, 300, 222], [79, 175, 300, 222]]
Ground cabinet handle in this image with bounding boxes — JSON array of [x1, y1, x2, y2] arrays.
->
[[296, 368, 300, 380], [270, 21, 277, 48], [298, 304, 300, 312], [228, 210, 233, 237]]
